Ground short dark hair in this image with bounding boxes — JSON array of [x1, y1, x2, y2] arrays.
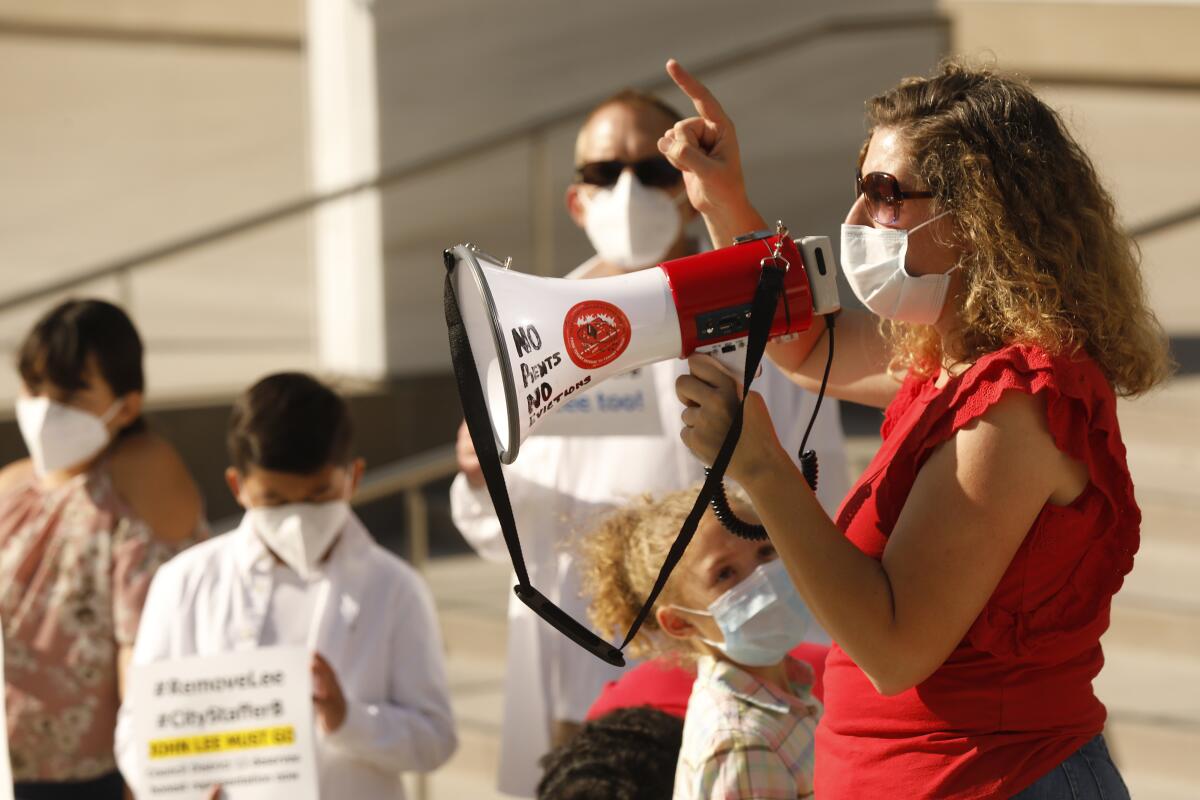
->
[[536, 706, 684, 800], [227, 373, 353, 474], [18, 298, 146, 436]]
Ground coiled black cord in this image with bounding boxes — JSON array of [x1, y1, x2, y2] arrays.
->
[[709, 314, 836, 540]]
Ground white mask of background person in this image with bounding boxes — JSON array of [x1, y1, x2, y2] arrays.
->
[[565, 98, 701, 277], [15, 355, 145, 484]]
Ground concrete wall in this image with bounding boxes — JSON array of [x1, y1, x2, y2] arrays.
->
[[373, 0, 948, 374], [0, 0, 301, 39], [0, 0, 949, 394], [942, 0, 1200, 84], [0, 1, 314, 405]]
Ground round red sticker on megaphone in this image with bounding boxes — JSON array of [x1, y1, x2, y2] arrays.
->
[[563, 300, 631, 370]]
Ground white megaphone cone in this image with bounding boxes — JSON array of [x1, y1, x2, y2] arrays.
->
[[444, 231, 840, 465], [447, 245, 680, 463]]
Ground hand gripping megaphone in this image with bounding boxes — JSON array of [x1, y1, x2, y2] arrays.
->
[[442, 225, 840, 666]]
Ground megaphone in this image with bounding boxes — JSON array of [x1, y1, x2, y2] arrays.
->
[[442, 225, 841, 666], [443, 229, 840, 465]]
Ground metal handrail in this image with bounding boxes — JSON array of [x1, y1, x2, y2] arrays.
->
[[0, 9, 950, 314], [0, 17, 302, 51], [354, 444, 458, 570]]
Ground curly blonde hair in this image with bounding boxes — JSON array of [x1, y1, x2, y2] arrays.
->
[[862, 59, 1171, 396], [580, 486, 752, 660]]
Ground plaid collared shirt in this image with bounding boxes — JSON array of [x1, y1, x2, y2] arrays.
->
[[673, 655, 820, 799]]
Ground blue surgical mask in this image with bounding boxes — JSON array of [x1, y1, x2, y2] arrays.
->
[[673, 559, 812, 667]]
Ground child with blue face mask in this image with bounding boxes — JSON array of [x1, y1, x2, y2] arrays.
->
[[581, 487, 820, 800]]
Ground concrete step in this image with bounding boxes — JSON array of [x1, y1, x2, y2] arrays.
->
[[1099, 605, 1200, 726], [1120, 379, 1200, 503], [1104, 716, 1200, 800], [416, 722, 506, 800], [1121, 494, 1200, 612], [425, 555, 510, 800]]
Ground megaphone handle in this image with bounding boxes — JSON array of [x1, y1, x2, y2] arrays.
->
[[705, 309, 836, 540], [708, 450, 819, 541]]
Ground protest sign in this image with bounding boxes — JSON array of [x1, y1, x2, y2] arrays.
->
[[130, 647, 317, 800], [532, 367, 663, 437]]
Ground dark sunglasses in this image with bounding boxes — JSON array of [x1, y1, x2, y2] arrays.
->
[[575, 156, 683, 189], [855, 170, 934, 225]]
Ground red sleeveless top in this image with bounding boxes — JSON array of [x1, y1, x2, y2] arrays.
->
[[816, 345, 1140, 799]]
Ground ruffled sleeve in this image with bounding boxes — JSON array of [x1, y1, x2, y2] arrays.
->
[[911, 345, 1140, 658]]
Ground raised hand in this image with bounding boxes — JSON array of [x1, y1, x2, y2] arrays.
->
[[659, 59, 765, 243]]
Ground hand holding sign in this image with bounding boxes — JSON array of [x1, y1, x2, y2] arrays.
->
[[311, 653, 347, 734], [131, 647, 318, 800]]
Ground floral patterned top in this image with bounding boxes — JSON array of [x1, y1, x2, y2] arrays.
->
[[0, 466, 202, 781]]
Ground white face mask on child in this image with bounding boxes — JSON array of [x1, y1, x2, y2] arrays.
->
[[674, 559, 813, 667], [247, 501, 350, 581]]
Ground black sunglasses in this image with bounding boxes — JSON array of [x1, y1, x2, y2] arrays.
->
[[856, 170, 934, 225], [575, 156, 683, 189]]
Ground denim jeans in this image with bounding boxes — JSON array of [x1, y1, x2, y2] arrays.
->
[[1012, 735, 1130, 799]]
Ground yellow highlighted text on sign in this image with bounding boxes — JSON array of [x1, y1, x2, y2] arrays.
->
[[149, 725, 295, 760]]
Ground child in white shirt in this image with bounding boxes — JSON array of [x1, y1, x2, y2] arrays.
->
[[115, 373, 456, 798]]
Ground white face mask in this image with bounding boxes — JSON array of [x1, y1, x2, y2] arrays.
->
[[582, 169, 684, 270], [840, 211, 955, 325], [673, 559, 812, 667], [247, 500, 350, 581], [15, 396, 123, 475]]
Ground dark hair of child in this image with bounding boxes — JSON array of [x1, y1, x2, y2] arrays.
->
[[227, 372, 352, 474], [536, 706, 684, 800]]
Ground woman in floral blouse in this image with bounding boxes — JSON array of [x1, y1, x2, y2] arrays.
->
[[0, 299, 204, 799]]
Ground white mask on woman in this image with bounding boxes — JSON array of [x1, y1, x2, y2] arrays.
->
[[247, 500, 350, 581], [840, 211, 955, 325], [673, 559, 812, 667], [583, 170, 684, 270], [15, 396, 123, 475]]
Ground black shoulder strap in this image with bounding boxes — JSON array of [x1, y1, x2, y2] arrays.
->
[[444, 267, 625, 665]]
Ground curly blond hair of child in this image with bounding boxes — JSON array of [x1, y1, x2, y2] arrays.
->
[[579, 485, 753, 660]]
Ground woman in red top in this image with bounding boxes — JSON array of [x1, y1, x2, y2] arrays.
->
[[658, 58, 1171, 798]]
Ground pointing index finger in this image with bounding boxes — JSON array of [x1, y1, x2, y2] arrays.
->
[[666, 59, 728, 125]]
